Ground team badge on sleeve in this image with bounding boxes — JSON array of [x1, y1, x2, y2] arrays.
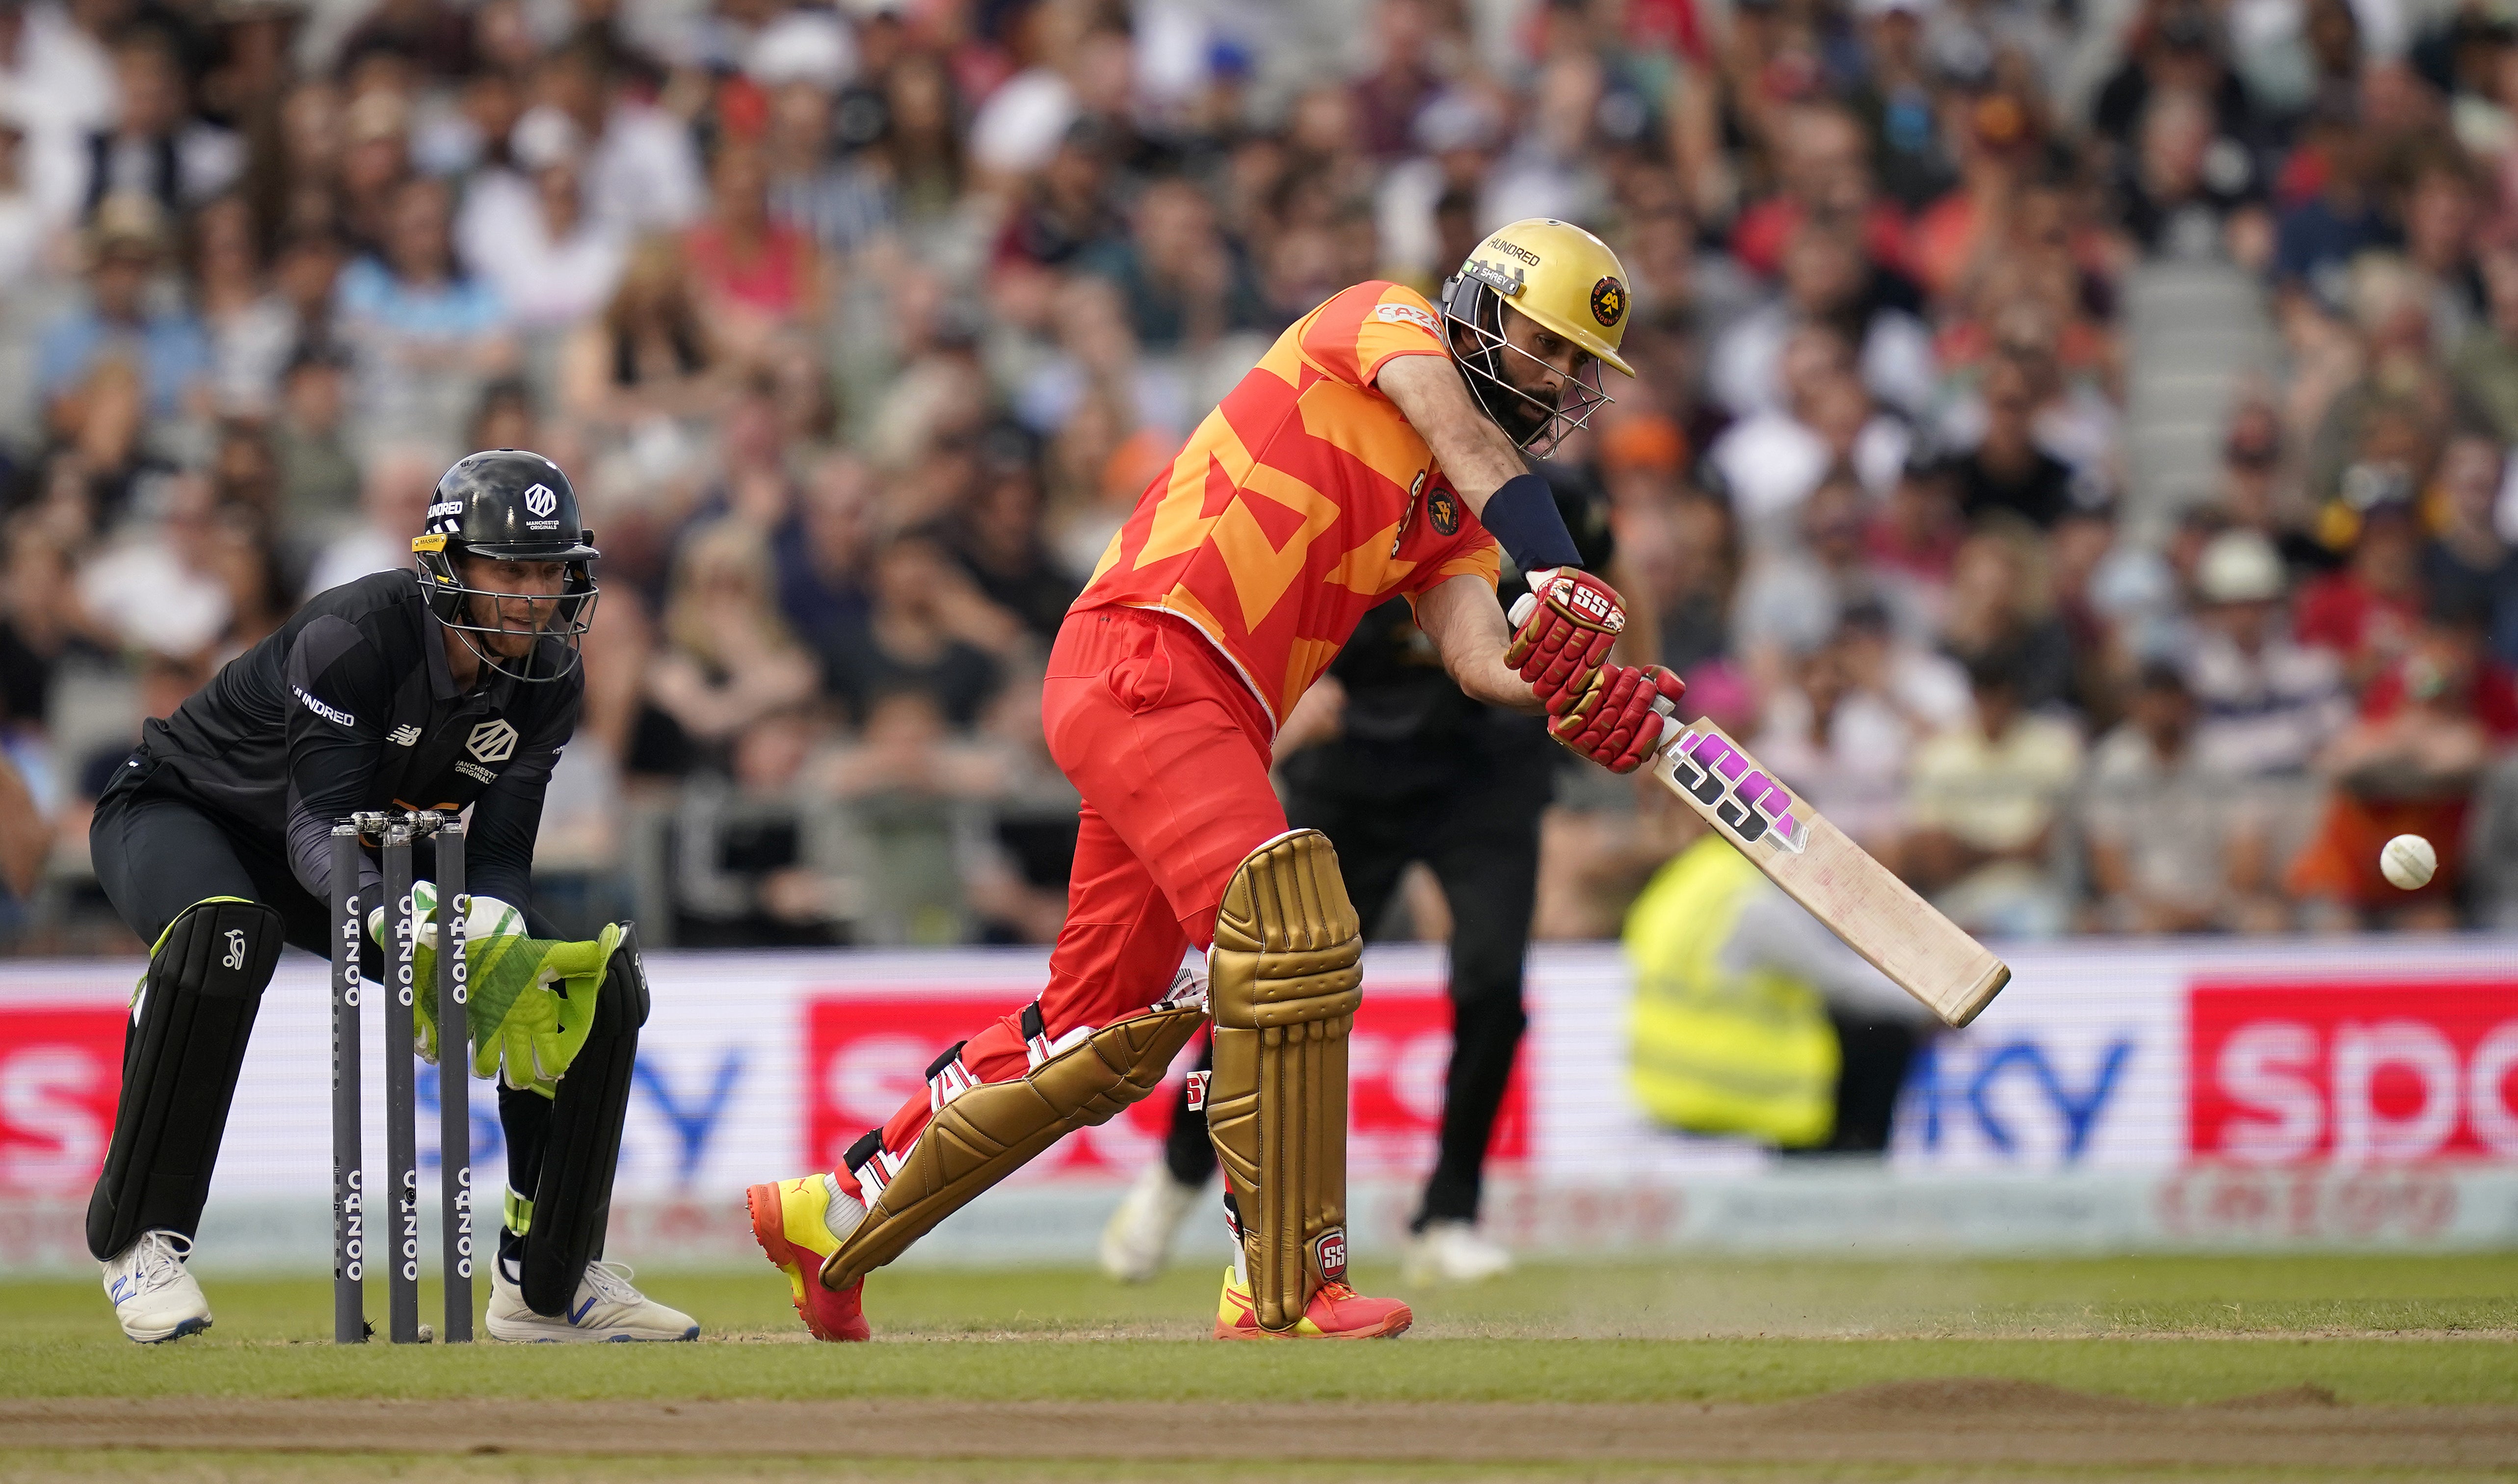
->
[[1590, 276, 1627, 328]]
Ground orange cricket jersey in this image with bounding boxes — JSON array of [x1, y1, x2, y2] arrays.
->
[[1071, 281, 1502, 729]]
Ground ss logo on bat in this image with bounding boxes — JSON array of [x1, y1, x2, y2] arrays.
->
[[1667, 729, 1808, 853]]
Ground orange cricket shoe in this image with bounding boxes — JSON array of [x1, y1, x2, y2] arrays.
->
[[1213, 1267, 1413, 1340], [745, 1176, 871, 1342]]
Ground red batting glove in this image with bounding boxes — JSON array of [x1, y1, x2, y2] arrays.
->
[[1505, 569, 1628, 707], [1547, 663, 1688, 774]]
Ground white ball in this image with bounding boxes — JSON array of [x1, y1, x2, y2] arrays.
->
[[417, 1323, 434, 1343], [2381, 834, 2437, 890]]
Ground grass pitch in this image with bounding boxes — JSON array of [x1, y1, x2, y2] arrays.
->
[[2, 1253, 2513, 1482]]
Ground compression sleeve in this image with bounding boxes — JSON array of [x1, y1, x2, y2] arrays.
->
[[1481, 472, 1583, 573], [281, 615, 395, 903], [463, 682, 581, 906]]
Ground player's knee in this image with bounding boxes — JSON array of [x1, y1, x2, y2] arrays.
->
[[154, 898, 285, 1001]]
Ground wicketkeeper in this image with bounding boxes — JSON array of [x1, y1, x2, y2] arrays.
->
[[85, 450, 693, 1344], [747, 219, 1685, 1340]]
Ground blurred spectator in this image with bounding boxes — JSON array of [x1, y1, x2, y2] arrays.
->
[[645, 519, 821, 768], [270, 347, 360, 540], [456, 105, 629, 330], [1750, 621, 1921, 859], [1937, 527, 2076, 710], [2083, 662, 2285, 932], [558, 235, 725, 433], [2295, 496, 2426, 688], [40, 195, 210, 426], [78, 26, 241, 219], [336, 175, 514, 447], [2452, 243, 2518, 441], [1707, 330, 1910, 556], [2288, 620, 2495, 926], [684, 138, 823, 356], [1709, 217, 1936, 421], [305, 444, 439, 594], [2421, 430, 2518, 666], [2184, 529, 2350, 776], [820, 537, 1016, 728], [1903, 647, 2084, 936], [672, 704, 850, 948]]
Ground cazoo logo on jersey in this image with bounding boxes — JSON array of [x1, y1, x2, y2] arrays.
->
[[467, 719, 519, 764]]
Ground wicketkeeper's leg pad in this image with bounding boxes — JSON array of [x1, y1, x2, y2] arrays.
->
[[819, 1001, 1206, 1292], [521, 925, 650, 1316], [86, 897, 284, 1260], [1203, 829, 1363, 1333]]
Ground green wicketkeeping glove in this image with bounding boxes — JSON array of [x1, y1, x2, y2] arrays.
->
[[467, 921, 625, 1097], [369, 885, 530, 1065]]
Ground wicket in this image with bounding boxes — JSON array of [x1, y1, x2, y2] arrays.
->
[[330, 810, 474, 1344]]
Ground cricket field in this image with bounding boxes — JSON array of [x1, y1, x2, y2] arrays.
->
[[1, 1252, 2512, 1482]]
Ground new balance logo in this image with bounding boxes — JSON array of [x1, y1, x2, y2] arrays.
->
[[569, 1292, 599, 1325], [387, 725, 422, 747]]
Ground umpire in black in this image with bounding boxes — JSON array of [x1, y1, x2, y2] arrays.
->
[[1101, 465, 1634, 1284], [84, 450, 691, 1343]]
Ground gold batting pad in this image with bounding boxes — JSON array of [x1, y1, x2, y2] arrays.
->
[[818, 1003, 1204, 1292], [1205, 830, 1364, 1333]]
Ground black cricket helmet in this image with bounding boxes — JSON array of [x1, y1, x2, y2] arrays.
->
[[413, 449, 600, 684]]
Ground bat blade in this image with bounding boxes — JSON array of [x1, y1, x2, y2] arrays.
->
[[1646, 718, 2010, 1027]]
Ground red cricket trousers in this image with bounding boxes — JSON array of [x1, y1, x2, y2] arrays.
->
[[834, 607, 1287, 1197]]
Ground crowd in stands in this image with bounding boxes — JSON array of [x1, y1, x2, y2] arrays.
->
[[8, 0, 2518, 952]]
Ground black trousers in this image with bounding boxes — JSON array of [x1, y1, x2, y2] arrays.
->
[[1162, 741, 1546, 1230], [87, 766, 554, 1234]]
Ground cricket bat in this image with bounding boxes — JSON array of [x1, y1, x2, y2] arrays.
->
[[1646, 716, 2010, 1028]]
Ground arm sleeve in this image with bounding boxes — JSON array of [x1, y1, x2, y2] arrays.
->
[[1721, 884, 1929, 1023], [462, 684, 580, 908], [1299, 282, 1454, 391], [281, 615, 396, 903]]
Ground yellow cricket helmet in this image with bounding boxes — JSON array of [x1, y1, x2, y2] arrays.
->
[[1439, 218, 1635, 453]]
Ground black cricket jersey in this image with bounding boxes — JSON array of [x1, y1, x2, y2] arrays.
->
[[1281, 462, 1617, 797], [128, 569, 580, 908]]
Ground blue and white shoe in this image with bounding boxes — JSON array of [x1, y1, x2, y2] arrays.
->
[[487, 1252, 697, 1342], [101, 1230, 212, 1343]]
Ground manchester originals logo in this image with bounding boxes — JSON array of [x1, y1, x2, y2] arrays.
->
[[1427, 485, 1460, 536], [1590, 275, 1627, 328], [467, 718, 519, 763], [523, 483, 558, 519]]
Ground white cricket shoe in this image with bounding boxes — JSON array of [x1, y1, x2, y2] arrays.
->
[[487, 1256, 698, 1342], [1098, 1164, 1207, 1283], [1403, 1220, 1513, 1286], [101, 1230, 212, 1343]]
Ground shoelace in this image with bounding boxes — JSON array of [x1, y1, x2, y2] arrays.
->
[[1314, 1281, 1359, 1303], [581, 1259, 643, 1305], [121, 1231, 194, 1296]]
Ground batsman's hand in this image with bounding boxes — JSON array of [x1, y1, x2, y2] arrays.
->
[[368, 887, 527, 1065], [1506, 569, 1629, 707], [471, 922, 624, 1096], [1547, 662, 1687, 774]]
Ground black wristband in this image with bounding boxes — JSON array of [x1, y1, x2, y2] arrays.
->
[[1479, 473, 1583, 573]]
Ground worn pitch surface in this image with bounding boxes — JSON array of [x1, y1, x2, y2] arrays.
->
[[3, 1256, 2514, 1481]]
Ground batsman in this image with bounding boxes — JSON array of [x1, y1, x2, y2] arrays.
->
[[747, 219, 1685, 1340], [84, 450, 694, 1344]]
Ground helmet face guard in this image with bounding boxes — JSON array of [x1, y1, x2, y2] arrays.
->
[[417, 542, 599, 685], [416, 450, 602, 685], [1439, 261, 1615, 457]]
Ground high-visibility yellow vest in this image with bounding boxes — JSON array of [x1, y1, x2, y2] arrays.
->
[[1623, 834, 1839, 1148]]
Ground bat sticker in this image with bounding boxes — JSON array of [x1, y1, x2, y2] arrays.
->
[[1665, 729, 1809, 853]]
